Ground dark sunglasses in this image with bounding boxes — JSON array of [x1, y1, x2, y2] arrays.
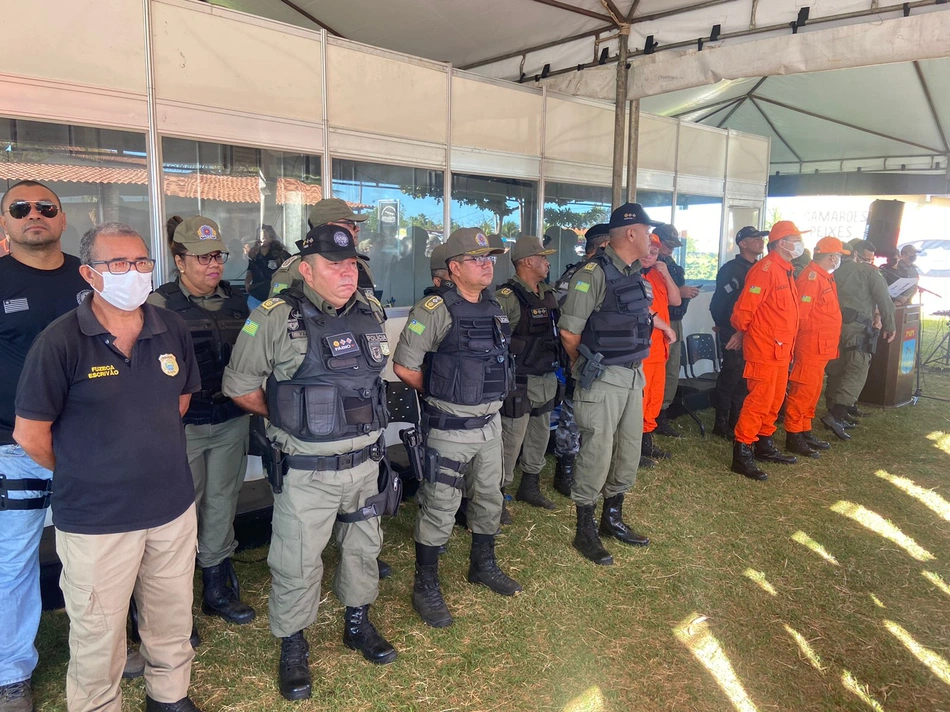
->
[[5, 201, 60, 220]]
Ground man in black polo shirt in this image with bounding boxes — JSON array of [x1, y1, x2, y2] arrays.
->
[[14, 223, 203, 712], [0, 180, 89, 712]]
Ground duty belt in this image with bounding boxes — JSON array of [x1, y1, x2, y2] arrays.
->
[[285, 437, 384, 472], [618, 359, 643, 370], [422, 403, 495, 431], [0, 474, 52, 510]]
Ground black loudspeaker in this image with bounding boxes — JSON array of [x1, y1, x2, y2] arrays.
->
[[863, 199, 905, 254]]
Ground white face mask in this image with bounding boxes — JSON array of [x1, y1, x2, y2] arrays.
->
[[830, 255, 842, 272], [92, 269, 153, 311], [787, 240, 805, 260]]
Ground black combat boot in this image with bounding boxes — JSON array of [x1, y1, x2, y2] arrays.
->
[[572, 504, 613, 565], [412, 543, 453, 628], [639, 455, 656, 469], [785, 431, 820, 458], [599, 494, 649, 546], [731, 441, 768, 481], [515, 472, 555, 510], [553, 456, 576, 498], [343, 605, 397, 664], [753, 436, 798, 464], [467, 534, 522, 596], [654, 409, 683, 438], [454, 497, 469, 528], [821, 406, 852, 441], [847, 404, 866, 418], [278, 631, 311, 701], [803, 430, 831, 450], [499, 489, 513, 525], [190, 623, 201, 649], [376, 558, 392, 580], [201, 559, 256, 625], [144, 695, 202, 711], [641, 432, 672, 460], [711, 410, 732, 440]]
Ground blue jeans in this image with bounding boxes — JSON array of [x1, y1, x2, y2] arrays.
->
[[0, 445, 51, 686]]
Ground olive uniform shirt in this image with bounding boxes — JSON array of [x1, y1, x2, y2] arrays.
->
[[495, 276, 559, 406], [392, 290, 503, 444], [147, 280, 228, 313], [557, 244, 645, 389], [221, 284, 386, 456], [835, 259, 896, 346]]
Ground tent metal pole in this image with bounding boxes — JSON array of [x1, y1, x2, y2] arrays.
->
[[142, 0, 167, 286], [913, 61, 950, 154], [749, 97, 803, 164], [611, 25, 630, 208], [627, 98, 639, 202], [276, 0, 343, 36], [528, 0, 614, 23]]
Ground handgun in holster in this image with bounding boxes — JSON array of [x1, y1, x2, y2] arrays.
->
[[249, 415, 287, 494], [399, 427, 427, 483], [577, 344, 606, 391]]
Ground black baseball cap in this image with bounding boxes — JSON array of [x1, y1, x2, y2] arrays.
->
[[299, 224, 358, 261], [607, 203, 663, 230], [584, 223, 610, 251], [735, 226, 769, 245]]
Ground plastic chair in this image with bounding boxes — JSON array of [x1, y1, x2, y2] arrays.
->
[[385, 380, 421, 498], [685, 333, 720, 381]]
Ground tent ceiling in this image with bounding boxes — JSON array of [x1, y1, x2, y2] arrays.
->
[[648, 59, 950, 174]]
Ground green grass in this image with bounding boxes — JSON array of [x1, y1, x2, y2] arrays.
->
[[34, 367, 950, 711]]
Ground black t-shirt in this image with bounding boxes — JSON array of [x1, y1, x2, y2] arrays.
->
[[247, 247, 290, 300], [15, 298, 200, 534], [0, 254, 90, 445]]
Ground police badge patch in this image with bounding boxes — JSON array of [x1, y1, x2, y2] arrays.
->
[[364, 333, 390, 363], [158, 353, 180, 377]]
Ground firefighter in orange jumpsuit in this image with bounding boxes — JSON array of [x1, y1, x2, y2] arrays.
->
[[728, 221, 806, 480], [640, 235, 681, 464], [783, 237, 848, 458]]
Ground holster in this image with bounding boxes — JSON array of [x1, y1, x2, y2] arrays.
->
[[249, 415, 287, 494], [577, 344, 606, 391], [500, 374, 531, 418], [336, 457, 403, 523]]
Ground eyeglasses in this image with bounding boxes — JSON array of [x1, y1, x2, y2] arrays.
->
[[89, 258, 156, 274], [459, 255, 496, 266], [4, 201, 60, 220], [184, 251, 229, 265]]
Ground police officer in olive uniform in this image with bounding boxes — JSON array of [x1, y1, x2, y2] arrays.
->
[[147, 216, 256, 627], [497, 235, 561, 512], [393, 228, 522, 629], [427, 242, 449, 291], [559, 204, 672, 566], [822, 239, 896, 439], [269, 198, 378, 304], [551, 224, 610, 497], [223, 224, 396, 702]]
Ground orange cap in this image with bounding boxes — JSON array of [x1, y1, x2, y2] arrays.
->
[[649, 233, 662, 248], [768, 220, 810, 243], [814, 236, 851, 255]]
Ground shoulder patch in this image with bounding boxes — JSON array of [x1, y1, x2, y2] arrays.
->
[[574, 281, 591, 293], [260, 297, 285, 311], [801, 295, 812, 303], [584, 262, 598, 272], [407, 319, 426, 335], [808, 271, 817, 280], [423, 295, 444, 311], [762, 261, 772, 272], [271, 282, 288, 294], [366, 294, 382, 308], [498, 287, 513, 296], [749, 286, 762, 294], [241, 319, 259, 336]]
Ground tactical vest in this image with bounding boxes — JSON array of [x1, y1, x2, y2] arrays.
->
[[555, 263, 581, 304], [423, 283, 513, 406], [155, 280, 249, 426], [579, 252, 653, 365], [266, 289, 389, 443], [505, 280, 561, 376]]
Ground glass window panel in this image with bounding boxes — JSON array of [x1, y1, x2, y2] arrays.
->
[[675, 194, 724, 284], [0, 118, 150, 258], [637, 190, 674, 226], [723, 204, 762, 267], [331, 159, 444, 307], [542, 181, 611, 280], [161, 138, 322, 291], [450, 173, 538, 285]]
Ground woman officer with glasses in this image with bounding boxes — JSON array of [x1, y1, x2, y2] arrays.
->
[[146, 216, 257, 629]]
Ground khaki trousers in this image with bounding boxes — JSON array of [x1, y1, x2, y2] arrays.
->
[[500, 410, 551, 487], [56, 504, 197, 712], [571, 366, 645, 507], [662, 319, 684, 410], [268, 459, 382, 638], [185, 415, 249, 568]]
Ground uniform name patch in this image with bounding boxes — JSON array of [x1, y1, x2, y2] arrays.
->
[[242, 319, 260, 336], [531, 308, 548, 318], [408, 319, 426, 335], [749, 286, 762, 294], [575, 281, 591, 293], [87, 365, 119, 379], [423, 295, 444, 311], [326, 332, 360, 357], [260, 297, 285, 311]]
